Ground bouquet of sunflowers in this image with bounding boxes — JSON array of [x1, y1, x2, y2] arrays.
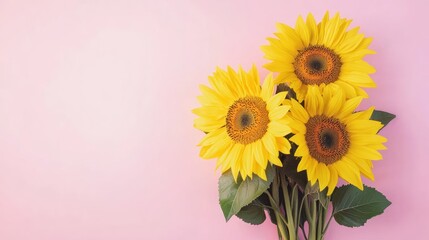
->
[[193, 12, 395, 240]]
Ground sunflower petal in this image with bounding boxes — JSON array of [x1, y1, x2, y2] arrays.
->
[[296, 15, 310, 46], [333, 160, 363, 190], [317, 163, 331, 191], [327, 165, 338, 195]]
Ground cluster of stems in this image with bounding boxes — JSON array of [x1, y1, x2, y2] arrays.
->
[[263, 169, 333, 240]]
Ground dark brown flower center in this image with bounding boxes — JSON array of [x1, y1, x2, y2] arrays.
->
[[226, 97, 269, 144], [305, 115, 350, 164], [294, 45, 342, 85]]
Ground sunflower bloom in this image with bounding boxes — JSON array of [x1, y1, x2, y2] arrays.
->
[[286, 88, 386, 195], [262, 12, 376, 101], [193, 66, 292, 181]]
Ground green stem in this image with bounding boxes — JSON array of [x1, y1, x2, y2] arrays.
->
[[267, 176, 289, 240], [303, 196, 312, 224], [300, 225, 308, 240], [307, 199, 317, 240], [292, 185, 299, 228], [297, 193, 309, 234], [320, 209, 334, 239], [265, 191, 288, 225], [317, 203, 323, 239], [281, 176, 296, 240]]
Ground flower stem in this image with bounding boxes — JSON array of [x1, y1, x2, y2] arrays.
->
[[281, 176, 296, 240], [266, 176, 289, 240], [320, 208, 334, 239], [317, 203, 323, 239]]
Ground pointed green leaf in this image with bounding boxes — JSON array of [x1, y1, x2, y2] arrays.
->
[[304, 182, 329, 209], [219, 165, 275, 221], [276, 83, 296, 99], [370, 110, 396, 131], [236, 203, 266, 225], [332, 184, 391, 227], [254, 193, 277, 225], [280, 152, 308, 188]]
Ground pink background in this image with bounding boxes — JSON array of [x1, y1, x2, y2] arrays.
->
[[0, 0, 427, 239]]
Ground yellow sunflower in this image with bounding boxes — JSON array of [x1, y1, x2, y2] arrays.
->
[[286, 87, 386, 195], [193, 66, 292, 181], [262, 12, 376, 102]]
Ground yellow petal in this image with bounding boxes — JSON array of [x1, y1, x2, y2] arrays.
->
[[194, 117, 224, 132], [229, 144, 244, 182], [275, 22, 304, 50], [243, 144, 254, 177], [335, 96, 362, 119], [323, 13, 341, 47], [331, 18, 352, 47], [344, 156, 374, 181], [342, 61, 376, 74], [306, 13, 318, 45], [336, 29, 364, 53], [295, 15, 310, 46], [290, 133, 306, 146], [198, 128, 225, 146], [341, 49, 375, 63], [253, 141, 267, 168], [267, 91, 288, 110], [306, 158, 318, 184], [349, 134, 387, 145], [200, 136, 231, 159], [217, 144, 233, 171], [268, 120, 291, 137], [305, 86, 324, 116], [263, 61, 290, 72], [192, 106, 227, 119], [348, 145, 383, 160], [333, 160, 363, 190], [295, 144, 309, 157], [317, 11, 330, 45], [260, 73, 275, 102], [255, 165, 267, 181], [324, 91, 344, 117], [247, 65, 261, 95], [277, 137, 291, 154], [290, 99, 309, 123], [198, 84, 231, 106], [262, 134, 278, 157], [340, 72, 376, 88], [264, 37, 295, 57], [327, 165, 338, 195], [346, 119, 383, 134], [269, 154, 283, 167], [317, 163, 331, 191], [269, 105, 290, 120], [297, 155, 310, 172], [334, 81, 357, 99], [289, 119, 306, 134]]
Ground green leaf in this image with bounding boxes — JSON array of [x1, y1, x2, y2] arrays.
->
[[332, 184, 391, 227], [280, 152, 308, 189], [370, 110, 396, 131], [219, 165, 275, 221], [254, 193, 277, 225], [236, 203, 266, 225], [304, 182, 329, 209], [276, 83, 296, 99]]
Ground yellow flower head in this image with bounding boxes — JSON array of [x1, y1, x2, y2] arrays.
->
[[286, 87, 386, 195], [262, 12, 376, 102], [193, 66, 292, 181]]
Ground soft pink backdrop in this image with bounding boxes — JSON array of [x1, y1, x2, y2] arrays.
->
[[0, 0, 427, 239]]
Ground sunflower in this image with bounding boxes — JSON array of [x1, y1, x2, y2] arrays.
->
[[193, 66, 292, 181], [262, 12, 376, 102], [286, 87, 386, 195]]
